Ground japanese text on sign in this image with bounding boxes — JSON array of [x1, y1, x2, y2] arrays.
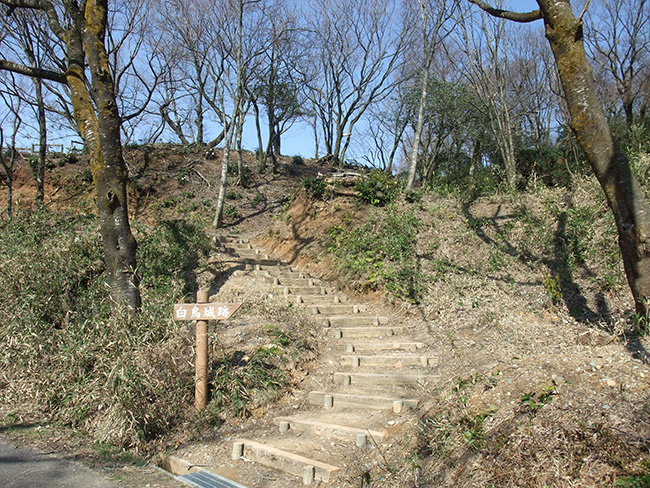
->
[[173, 303, 242, 321]]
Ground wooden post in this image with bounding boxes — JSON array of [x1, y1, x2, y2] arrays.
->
[[195, 289, 209, 412]]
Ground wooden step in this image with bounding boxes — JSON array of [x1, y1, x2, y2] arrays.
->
[[265, 276, 318, 286], [310, 304, 361, 315], [308, 391, 419, 412], [229, 249, 269, 259], [334, 372, 439, 386], [232, 439, 339, 484], [273, 417, 387, 445], [275, 285, 333, 295], [341, 355, 438, 368], [285, 295, 347, 305], [216, 235, 248, 245], [233, 269, 271, 278], [241, 258, 282, 267], [239, 267, 299, 277], [344, 342, 426, 353], [322, 316, 389, 327], [220, 243, 253, 252], [325, 327, 404, 338]]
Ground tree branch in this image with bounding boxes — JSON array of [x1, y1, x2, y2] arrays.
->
[[0, 58, 66, 83], [466, 0, 543, 23], [0, 0, 66, 41], [578, 0, 591, 23]]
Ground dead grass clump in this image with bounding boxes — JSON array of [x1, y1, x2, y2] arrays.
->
[[415, 380, 650, 488], [0, 209, 207, 450], [202, 297, 317, 422]]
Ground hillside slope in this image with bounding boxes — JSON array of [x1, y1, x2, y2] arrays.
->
[[1, 146, 649, 486], [252, 174, 650, 486]]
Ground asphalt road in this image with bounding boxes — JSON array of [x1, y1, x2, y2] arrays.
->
[[0, 439, 116, 488]]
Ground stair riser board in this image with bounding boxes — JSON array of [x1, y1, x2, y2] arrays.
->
[[311, 305, 361, 315], [216, 236, 248, 244], [220, 244, 253, 252], [274, 286, 333, 295], [264, 277, 318, 286], [341, 356, 438, 368], [232, 439, 339, 484], [323, 316, 388, 327], [344, 342, 426, 352], [308, 391, 419, 412], [334, 372, 439, 386], [237, 268, 298, 277], [242, 259, 282, 267], [230, 250, 269, 259], [325, 327, 404, 338], [285, 295, 346, 305], [273, 417, 387, 444]]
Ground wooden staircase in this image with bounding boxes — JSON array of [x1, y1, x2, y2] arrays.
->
[[209, 235, 438, 485]]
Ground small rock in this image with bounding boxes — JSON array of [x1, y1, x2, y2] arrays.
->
[[603, 378, 617, 387]]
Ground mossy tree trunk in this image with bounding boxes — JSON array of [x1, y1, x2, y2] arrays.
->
[[468, 0, 650, 319], [76, 0, 141, 312], [539, 0, 650, 319], [0, 0, 141, 313]]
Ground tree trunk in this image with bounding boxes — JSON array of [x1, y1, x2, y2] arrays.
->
[[160, 103, 191, 145], [213, 118, 233, 228], [272, 127, 281, 158], [235, 106, 245, 187], [5, 171, 12, 218], [407, 68, 430, 190], [195, 91, 204, 146], [72, 0, 141, 313], [251, 97, 266, 172], [539, 0, 650, 318], [34, 77, 46, 207], [0, 128, 17, 218]]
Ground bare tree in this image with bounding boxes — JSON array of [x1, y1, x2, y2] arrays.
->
[[301, 0, 409, 168], [254, 0, 304, 172], [0, 77, 22, 218], [213, 0, 257, 227], [364, 84, 411, 173], [0, 0, 141, 313], [106, 0, 163, 145], [586, 0, 650, 126], [1, 8, 60, 206], [405, 0, 456, 190], [457, 2, 521, 188], [155, 0, 214, 145], [467, 0, 650, 320]]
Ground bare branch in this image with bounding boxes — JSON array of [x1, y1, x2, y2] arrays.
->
[[578, 0, 591, 23], [0, 58, 65, 82], [0, 0, 66, 41], [465, 0, 542, 23]]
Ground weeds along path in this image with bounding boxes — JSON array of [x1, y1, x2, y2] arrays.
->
[[166, 234, 441, 487]]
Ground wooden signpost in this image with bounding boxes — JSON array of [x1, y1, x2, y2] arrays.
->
[[174, 290, 242, 412]]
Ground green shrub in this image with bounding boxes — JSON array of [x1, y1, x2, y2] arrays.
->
[[301, 176, 326, 198], [327, 208, 423, 302], [292, 155, 304, 165], [225, 205, 240, 219], [355, 170, 401, 206], [252, 192, 265, 207], [209, 349, 285, 418]]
